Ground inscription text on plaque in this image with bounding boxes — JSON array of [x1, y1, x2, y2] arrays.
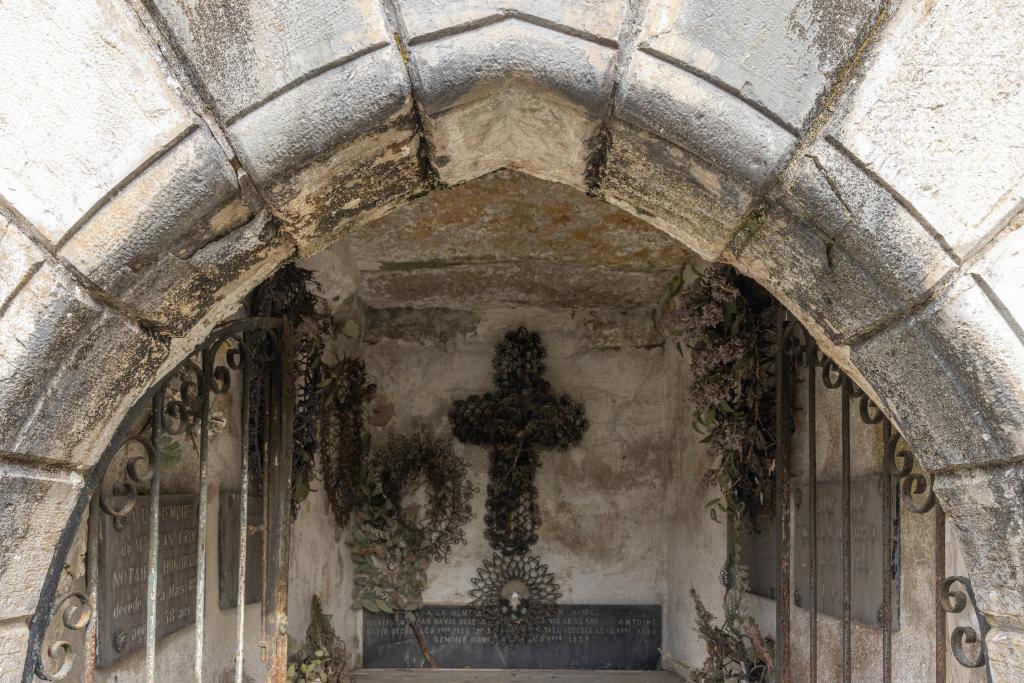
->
[[97, 494, 199, 667], [364, 604, 661, 670]]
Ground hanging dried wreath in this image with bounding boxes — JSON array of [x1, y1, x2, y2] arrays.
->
[[350, 433, 476, 614], [320, 357, 376, 528], [468, 552, 561, 647]]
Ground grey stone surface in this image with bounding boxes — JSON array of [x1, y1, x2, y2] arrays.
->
[[58, 127, 261, 332], [988, 626, 1024, 681], [851, 276, 1024, 471], [827, 0, 1024, 258], [934, 464, 1024, 625], [640, 0, 884, 129], [350, 170, 692, 268], [147, 0, 392, 121], [0, 263, 169, 465], [0, 0, 194, 244], [394, 0, 631, 44], [602, 118, 755, 261], [229, 45, 423, 249], [0, 621, 29, 682], [0, 214, 46, 309], [971, 217, 1024, 333], [0, 461, 83, 619], [408, 20, 617, 187], [352, 671, 682, 682], [730, 207, 904, 342]]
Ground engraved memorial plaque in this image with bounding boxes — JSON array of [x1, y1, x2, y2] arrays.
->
[[96, 495, 198, 668], [793, 476, 900, 628], [218, 492, 263, 609], [364, 604, 661, 670]]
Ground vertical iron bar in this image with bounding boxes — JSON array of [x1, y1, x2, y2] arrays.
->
[[264, 325, 295, 678], [234, 344, 251, 683], [774, 309, 792, 682], [842, 379, 852, 683], [882, 421, 894, 683], [806, 339, 817, 683], [84, 497, 100, 683], [935, 505, 947, 683], [194, 355, 212, 681], [146, 391, 164, 683], [259, 351, 272, 663]]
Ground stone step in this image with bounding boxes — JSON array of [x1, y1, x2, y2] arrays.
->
[[351, 670, 683, 682]]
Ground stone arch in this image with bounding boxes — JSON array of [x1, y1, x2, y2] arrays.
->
[[0, 0, 1022, 677]]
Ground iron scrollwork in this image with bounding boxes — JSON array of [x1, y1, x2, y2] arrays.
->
[[939, 576, 991, 673], [33, 592, 92, 681]]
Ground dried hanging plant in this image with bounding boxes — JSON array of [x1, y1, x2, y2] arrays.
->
[[250, 264, 333, 519], [666, 264, 777, 530], [320, 357, 376, 529], [663, 546, 774, 682], [287, 595, 352, 683], [350, 432, 476, 615]]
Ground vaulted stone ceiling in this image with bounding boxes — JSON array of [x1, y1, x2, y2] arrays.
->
[[345, 170, 695, 312]]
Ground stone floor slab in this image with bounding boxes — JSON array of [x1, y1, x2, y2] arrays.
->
[[353, 670, 682, 682]]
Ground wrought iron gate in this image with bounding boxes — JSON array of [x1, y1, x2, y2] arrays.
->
[[773, 310, 992, 682], [22, 317, 295, 682]]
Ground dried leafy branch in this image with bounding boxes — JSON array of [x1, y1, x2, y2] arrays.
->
[[350, 433, 476, 615], [667, 264, 777, 530], [320, 358, 376, 528], [287, 595, 351, 683]]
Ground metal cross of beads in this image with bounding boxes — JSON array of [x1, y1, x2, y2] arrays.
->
[[449, 327, 588, 555]]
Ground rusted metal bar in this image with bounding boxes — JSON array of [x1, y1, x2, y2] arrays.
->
[[84, 497, 100, 683], [882, 420, 894, 683], [935, 505, 947, 683], [841, 378, 852, 683], [234, 341, 251, 683], [194, 351, 213, 681], [263, 325, 295, 678], [806, 338, 818, 683], [774, 308, 792, 682], [146, 391, 164, 683]]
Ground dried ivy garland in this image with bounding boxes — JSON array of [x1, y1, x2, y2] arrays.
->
[[320, 357, 376, 528], [350, 433, 476, 614], [667, 265, 777, 530]]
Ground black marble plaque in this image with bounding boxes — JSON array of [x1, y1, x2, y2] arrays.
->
[[793, 475, 900, 628], [96, 495, 198, 668], [218, 492, 263, 609], [363, 604, 661, 670]]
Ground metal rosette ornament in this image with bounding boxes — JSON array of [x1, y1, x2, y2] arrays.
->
[[469, 553, 561, 647]]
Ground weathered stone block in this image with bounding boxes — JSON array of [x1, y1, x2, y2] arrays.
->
[[0, 264, 169, 466], [615, 52, 797, 190], [394, 0, 630, 45], [147, 0, 391, 121], [0, 0, 194, 244], [641, 0, 884, 129], [934, 464, 1024, 625], [780, 138, 957, 298], [971, 217, 1024, 330], [602, 119, 755, 260], [59, 127, 255, 332], [0, 215, 46, 309], [230, 46, 423, 251], [351, 169, 691, 269], [729, 208, 904, 342], [0, 621, 29, 682], [0, 462, 82, 619], [827, 0, 1024, 257], [988, 626, 1024, 682], [408, 19, 616, 187], [851, 277, 1024, 471]]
